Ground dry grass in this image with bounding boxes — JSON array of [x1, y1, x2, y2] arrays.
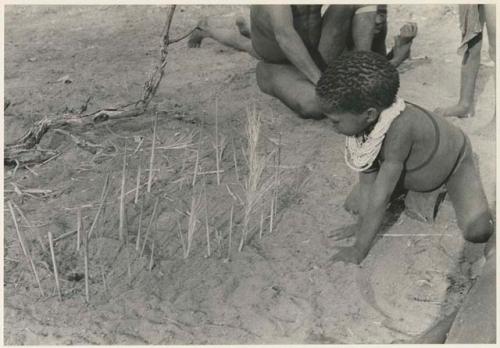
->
[[183, 192, 203, 258], [238, 107, 275, 251]]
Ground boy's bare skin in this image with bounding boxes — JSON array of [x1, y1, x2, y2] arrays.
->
[[188, 5, 417, 119], [326, 104, 493, 264]]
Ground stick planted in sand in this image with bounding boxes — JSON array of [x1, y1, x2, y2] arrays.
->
[[135, 200, 144, 251], [177, 216, 186, 256], [259, 210, 264, 239], [147, 112, 159, 193], [204, 184, 211, 257], [215, 99, 220, 185], [149, 240, 155, 271], [76, 208, 82, 251], [12, 201, 46, 253], [231, 137, 240, 183], [8, 201, 45, 296], [88, 173, 111, 240], [228, 204, 234, 259], [134, 151, 143, 205], [192, 149, 200, 188], [140, 198, 159, 257], [269, 199, 274, 234], [48, 231, 62, 301], [83, 223, 90, 303], [119, 146, 127, 243]]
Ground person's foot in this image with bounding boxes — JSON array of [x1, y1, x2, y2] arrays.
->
[[235, 16, 251, 38], [434, 103, 474, 118], [187, 17, 209, 48], [391, 22, 418, 65]]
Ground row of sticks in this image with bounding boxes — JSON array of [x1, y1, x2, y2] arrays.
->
[[6, 105, 281, 303]]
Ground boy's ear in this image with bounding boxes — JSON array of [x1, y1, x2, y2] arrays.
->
[[365, 107, 379, 124]]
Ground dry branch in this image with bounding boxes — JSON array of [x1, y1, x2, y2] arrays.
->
[[5, 5, 177, 165]]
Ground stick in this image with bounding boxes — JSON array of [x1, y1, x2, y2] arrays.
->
[[101, 265, 108, 293], [140, 198, 159, 257], [228, 204, 233, 259], [149, 240, 155, 271], [192, 149, 200, 188], [119, 146, 127, 243], [204, 184, 211, 257], [52, 229, 77, 243], [231, 137, 240, 183], [7, 201, 45, 296], [12, 201, 46, 253], [147, 112, 158, 193], [76, 208, 82, 251], [88, 173, 111, 240], [135, 199, 144, 251], [259, 211, 264, 239], [83, 222, 90, 303], [134, 151, 142, 205], [269, 199, 274, 234], [48, 231, 62, 301], [215, 98, 220, 185], [177, 216, 186, 256]]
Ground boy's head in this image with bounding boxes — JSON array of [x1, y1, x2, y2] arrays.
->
[[316, 51, 400, 136]]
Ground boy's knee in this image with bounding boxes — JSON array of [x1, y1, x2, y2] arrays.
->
[[463, 211, 494, 244]]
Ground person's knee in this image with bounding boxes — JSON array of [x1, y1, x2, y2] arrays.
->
[[296, 99, 324, 119], [256, 62, 273, 95], [463, 211, 494, 243]]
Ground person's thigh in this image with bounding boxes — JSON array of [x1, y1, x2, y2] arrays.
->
[[256, 62, 323, 119], [318, 5, 355, 64], [445, 143, 493, 243]]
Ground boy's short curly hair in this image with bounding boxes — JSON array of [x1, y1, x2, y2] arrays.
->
[[316, 51, 400, 114]]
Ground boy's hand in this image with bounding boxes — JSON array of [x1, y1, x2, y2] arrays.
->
[[328, 224, 357, 241], [330, 246, 364, 265]]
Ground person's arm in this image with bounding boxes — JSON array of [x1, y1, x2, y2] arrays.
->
[[266, 6, 322, 84], [331, 123, 412, 264]]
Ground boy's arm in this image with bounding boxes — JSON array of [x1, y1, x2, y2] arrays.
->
[[331, 123, 412, 265], [265, 6, 322, 84]]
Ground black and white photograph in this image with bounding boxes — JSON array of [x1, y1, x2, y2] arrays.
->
[[3, 3, 496, 344]]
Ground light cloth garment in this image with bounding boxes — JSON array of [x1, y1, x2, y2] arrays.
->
[[457, 4, 485, 55]]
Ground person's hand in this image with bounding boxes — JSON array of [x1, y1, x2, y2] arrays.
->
[[330, 246, 364, 265], [400, 22, 418, 43], [328, 224, 357, 241]]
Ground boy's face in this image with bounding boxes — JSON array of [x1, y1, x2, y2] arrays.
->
[[324, 110, 372, 136]]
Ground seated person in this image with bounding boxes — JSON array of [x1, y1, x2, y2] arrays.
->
[[189, 5, 417, 119], [315, 51, 494, 265]]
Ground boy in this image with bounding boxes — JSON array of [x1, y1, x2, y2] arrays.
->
[[315, 51, 494, 265]]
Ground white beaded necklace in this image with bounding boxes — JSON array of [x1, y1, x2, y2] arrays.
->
[[344, 97, 406, 172]]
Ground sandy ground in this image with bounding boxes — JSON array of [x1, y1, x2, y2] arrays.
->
[[3, 5, 496, 344]]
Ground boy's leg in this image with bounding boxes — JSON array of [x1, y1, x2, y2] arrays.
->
[[445, 140, 494, 243], [318, 5, 355, 64], [188, 16, 259, 58], [256, 62, 323, 119]]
